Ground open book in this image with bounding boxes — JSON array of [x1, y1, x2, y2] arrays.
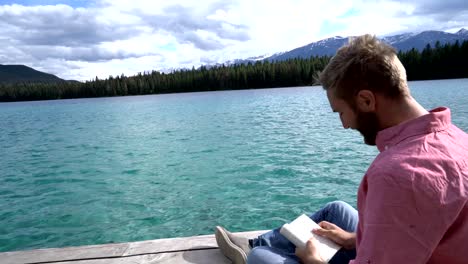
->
[[280, 214, 341, 262]]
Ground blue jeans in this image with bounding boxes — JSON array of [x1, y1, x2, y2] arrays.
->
[[248, 201, 358, 264]]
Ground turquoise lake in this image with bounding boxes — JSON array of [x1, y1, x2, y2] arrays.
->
[[1, 79, 468, 252]]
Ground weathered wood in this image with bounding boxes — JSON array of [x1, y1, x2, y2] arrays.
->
[[0, 230, 269, 264], [50, 249, 229, 264], [1, 244, 129, 264]]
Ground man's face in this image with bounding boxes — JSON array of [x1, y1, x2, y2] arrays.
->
[[326, 89, 380, 145]]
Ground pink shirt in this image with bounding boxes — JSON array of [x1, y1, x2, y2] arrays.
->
[[350, 107, 468, 264]]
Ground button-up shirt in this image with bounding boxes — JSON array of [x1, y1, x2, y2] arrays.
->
[[350, 107, 468, 264]]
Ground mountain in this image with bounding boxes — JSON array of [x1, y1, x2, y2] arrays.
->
[[0, 64, 65, 83], [220, 54, 273, 67], [456, 28, 468, 37], [253, 29, 468, 63], [266, 36, 348, 61], [391, 30, 468, 51], [381, 32, 416, 45]]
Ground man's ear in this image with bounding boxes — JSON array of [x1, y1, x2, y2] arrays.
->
[[356, 90, 376, 112]]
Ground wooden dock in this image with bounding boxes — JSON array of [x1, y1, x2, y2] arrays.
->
[[0, 230, 268, 264]]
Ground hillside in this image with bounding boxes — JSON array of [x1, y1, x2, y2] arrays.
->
[[0, 64, 64, 83]]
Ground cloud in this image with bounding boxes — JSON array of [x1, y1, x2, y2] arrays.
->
[[178, 32, 225, 50], [30, 59, 83, 80], [0, 0, 89, 8], [0, 3, 156, 66], [397, 0, 468, 15], [380, 0, 468, 32], [20, 45, 161, 62], [139, 3, 250, 50], [313, 0, 468, 38], [411, 0, 468, 31], [0, 4, 138, 46], [0, 1, 252, 80], [0, 0, 467, 81]]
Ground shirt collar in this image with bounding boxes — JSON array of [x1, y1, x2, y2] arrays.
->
[[375, 107, 452, 152]]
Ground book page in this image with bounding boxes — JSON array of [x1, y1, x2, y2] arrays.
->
[[280, 214, 341, 262]]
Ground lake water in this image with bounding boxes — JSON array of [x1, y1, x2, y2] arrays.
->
[[1, 79, 467, 252]]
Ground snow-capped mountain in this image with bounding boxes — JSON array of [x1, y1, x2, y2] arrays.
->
[[392, 30, 466, 51], [226, 29, 468, 65], [266, 36, 348, 61], [381, 32, 416, 45], [456, 28, 468, 37], [223, 54, 274, 66]]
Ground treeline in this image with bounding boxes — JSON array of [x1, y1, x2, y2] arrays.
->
[[1, 40, 467, 102], [399, 40, 468, 80], [0, 57, 330, 102]]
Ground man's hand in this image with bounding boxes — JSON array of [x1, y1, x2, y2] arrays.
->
[[313, 221, 356, 250], [295, 237, 327, 264]]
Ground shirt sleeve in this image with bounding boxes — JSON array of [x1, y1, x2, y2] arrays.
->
[[350, 169, 460, 264]]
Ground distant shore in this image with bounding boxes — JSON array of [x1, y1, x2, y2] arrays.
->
[[1, 40, 467, 103]]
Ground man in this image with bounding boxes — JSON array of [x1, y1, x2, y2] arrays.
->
[[215, 34, 468, 264]]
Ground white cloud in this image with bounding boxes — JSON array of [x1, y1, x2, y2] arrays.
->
[[0, 0, 467, 80]]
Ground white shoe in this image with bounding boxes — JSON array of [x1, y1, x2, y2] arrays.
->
[[215, 226, 250, 264]]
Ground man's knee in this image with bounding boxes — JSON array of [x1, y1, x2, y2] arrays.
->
[[325, 200, 351, 211]]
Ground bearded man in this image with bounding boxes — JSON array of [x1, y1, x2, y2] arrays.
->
[[215, 34, 468, 264]]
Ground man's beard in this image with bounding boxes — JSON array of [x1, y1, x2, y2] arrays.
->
[[356, 111, 380, 146]]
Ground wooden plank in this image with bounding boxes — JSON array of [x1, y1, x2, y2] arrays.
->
[[52, 249, 230, 264], [0, 230, 269, 264], [122, 234, 217, 256], [123, 230, 267, 256], [1, 243, 129, 264]]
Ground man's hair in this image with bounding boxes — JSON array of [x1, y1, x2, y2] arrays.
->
[[319, 34, 409, 107]]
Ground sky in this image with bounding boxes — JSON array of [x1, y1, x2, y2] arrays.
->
[[0, 0, 467, 81]]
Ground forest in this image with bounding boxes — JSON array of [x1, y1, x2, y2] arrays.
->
[[1, 40, 467, 102]]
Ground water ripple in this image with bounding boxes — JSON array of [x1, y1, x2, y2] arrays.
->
[[0, 81, 467, 252]]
